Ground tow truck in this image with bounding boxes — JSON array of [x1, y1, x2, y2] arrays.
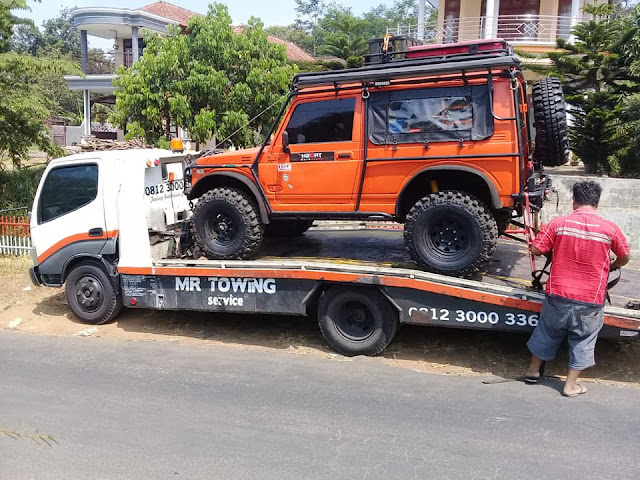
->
[[27, 148, 639, 356]]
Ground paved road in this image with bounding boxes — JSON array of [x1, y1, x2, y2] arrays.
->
[[1, 332, 638, 480]]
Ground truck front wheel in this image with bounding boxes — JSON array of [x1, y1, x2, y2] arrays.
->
[[192, 187, 263, 259], [65, 261, 122, 325], [404, 191, 498, 277], [318, 286, 399, 356]]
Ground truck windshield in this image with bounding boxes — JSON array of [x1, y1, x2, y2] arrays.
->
[[38, 164, 98, 223]]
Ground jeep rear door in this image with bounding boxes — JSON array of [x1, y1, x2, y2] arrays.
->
[[270, 96, 363, 208]]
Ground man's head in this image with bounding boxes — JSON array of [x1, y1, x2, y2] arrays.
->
[[572, 181, 602, 209]]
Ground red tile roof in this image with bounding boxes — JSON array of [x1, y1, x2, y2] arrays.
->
[[267, 35, 315, 63], [232, 26, 315, 63], [139, 1, 199, 26]]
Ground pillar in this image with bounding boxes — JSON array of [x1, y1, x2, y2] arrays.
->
[[418, 0, 426, 41], [568, 0, 580, 43], [83, 89, 91, 136], [132, 26, 140, 64], [484, 0, 500, 39], [80, 30, 88, 73]]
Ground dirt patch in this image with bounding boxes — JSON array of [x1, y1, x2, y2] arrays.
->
[[1, 256, 639, 387]]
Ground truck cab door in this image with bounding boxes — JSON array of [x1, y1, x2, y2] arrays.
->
[[270, 96, 363, 208], [30, 159, 109, 282]]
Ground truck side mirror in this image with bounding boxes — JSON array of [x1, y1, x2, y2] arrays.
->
[[282, 131, 290, 154]]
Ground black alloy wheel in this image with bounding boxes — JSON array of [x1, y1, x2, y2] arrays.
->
[[191, 187, 263, 259], [317, 286, 399, 356], [404, 190, 498, 277], [65, 261, 122, 324]]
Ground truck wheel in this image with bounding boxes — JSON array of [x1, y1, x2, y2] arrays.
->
[[404, 191, 498, 277], [318, 286, 398, 356], [532, 77, 569, 167], [192, 187, 263, 259], [265, 219, 314, 237], [65, 261, 122, 325]]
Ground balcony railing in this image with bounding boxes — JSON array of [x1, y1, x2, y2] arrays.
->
[[388, 14, 585, 45]]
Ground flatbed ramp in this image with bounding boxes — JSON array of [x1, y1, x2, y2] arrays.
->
[[118, 231, 640, 354]]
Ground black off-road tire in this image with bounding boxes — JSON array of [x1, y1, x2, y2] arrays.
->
[[532, 77, 569, 167], [65, 261, 122, 325], [192, 187, 263, 259], [404, 191, 498, 277], [265, 219, 314, 237], [318, 286, 399, 356]]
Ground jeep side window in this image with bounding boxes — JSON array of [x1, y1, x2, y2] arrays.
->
[[38, 164, 98, 224], [369, 85, 493, 144], [388, 96, 473, 134], [285, 98, 355, 144]]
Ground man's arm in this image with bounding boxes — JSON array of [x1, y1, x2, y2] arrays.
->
[[611, 254, 630, 269], [610, 224, 631, 269], [530, 220, 557, 257], [530, 245, 544, 256]]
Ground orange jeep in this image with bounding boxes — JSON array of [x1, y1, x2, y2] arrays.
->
[[184, 39, 567, 276]]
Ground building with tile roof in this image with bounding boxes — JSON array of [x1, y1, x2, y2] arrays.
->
[[63, 1, 314, 142]]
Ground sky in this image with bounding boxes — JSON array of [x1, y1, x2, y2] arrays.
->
[[24, 0, 398, 30], [22, 0, 408, 49]]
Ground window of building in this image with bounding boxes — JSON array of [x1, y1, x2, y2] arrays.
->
[[557, 0, 573, 40], [38, 165, 98, 223], [123, 38, 146, 68], [443, 0, 461, 43], [285, 98, 356, 144]]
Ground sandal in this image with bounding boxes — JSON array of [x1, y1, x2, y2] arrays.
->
[[562, 384, 587, 398]]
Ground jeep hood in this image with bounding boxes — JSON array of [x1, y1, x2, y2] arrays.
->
[[198, 146, 266, 165]]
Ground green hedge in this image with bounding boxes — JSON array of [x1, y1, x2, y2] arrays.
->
[[0, 166, 45, 210]]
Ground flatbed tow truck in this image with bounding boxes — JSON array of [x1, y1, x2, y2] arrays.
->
[[27, 148, 640, 356]]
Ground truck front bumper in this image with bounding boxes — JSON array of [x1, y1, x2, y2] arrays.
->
[[28, 266, 42, 287]]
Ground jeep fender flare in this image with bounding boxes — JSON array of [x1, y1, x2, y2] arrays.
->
[[395, 165, 503, 218], [189, 171, 270, 224]]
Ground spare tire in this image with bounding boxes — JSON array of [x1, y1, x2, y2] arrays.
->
[[532, 77, 570, 167]]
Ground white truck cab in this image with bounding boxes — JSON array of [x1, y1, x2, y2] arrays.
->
[[29, 148, 190, 289]]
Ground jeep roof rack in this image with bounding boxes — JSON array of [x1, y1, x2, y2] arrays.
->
[[292, 53, 521, 89], [364, 38, 514, 65]]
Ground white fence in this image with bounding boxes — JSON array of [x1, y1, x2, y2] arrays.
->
[[0, 207, 32, 256], [388, 14, 583, 45]]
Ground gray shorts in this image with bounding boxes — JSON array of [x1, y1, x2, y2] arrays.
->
[[527, 295, 604, 370]]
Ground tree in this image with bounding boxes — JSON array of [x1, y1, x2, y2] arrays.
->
[[265, 24, 314, 53], [1, 0, 33, 53], [0, 53, 76, 167], [11, 7, 114, 73], [0, 0, 76, 168], [544, 3, 640, 173], [111, 3, 296, 147], [294, 0, 327, 54], [318, 7, 368, 62]]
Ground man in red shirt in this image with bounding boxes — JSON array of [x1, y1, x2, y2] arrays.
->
[[524, 181, 630, 397]]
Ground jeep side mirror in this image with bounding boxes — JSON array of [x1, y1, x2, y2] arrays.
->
[[282, 131, 290, 153]]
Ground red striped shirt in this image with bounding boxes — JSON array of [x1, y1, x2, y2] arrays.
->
[[533, 208, 630, 305]]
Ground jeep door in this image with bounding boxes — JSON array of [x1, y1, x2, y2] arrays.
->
[[270, 95, 363, 208]]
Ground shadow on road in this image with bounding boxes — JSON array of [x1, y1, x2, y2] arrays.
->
[[26, 231, 640, 386], [30, 290, 639, 386]]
